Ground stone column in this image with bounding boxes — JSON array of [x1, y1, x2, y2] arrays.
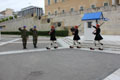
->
[[112, 0, 116, 5]]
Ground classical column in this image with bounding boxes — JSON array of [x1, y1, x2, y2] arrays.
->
[[112, 0, 116, 5]]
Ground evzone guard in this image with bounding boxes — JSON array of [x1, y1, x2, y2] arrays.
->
[[70, 25, 81, 48], [46, 25, 58, 49], [90, 23, 104, 50]]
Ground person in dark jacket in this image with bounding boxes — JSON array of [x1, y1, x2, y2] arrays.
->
[[19, 26, 29, 49], [30, 26, 38, 48], [92, 24, 103, 50], [70, 25, 81, 48], [46, 25, 58, 49]]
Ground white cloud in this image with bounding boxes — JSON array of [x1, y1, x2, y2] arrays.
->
[[0, 0, 44, 12]]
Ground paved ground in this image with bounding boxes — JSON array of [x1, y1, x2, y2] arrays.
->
[[0, 49, 120, 80], [0, 36, 60, 52], [0, 35, 120, 80]]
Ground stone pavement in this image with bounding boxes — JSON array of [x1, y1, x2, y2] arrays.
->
[[0, 49, 120, 80], [0, 35, 120, 80], [58, 35, 120, 80]]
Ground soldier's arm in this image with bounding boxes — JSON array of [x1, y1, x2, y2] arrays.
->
[[30, 28, 33, 32], [18, 27, 22, 31], [92, 26, 96, 29], [49, 29, 53, 35]]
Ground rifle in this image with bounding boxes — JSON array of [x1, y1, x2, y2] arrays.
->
[[100, 22, 105, 27]]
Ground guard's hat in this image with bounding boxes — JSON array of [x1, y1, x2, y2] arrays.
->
[[51, 26, 55, 29], [23, 26, 26, 28], [96, 24, 100, 27], [34, 26, 36, 28], [75, 25, 78, 29]]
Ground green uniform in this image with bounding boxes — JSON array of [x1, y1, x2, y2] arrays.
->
[[19, 28, 29, 49], [30, 29, 38, 48]]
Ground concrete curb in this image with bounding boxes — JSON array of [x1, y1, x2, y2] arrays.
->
[[104, 69, 120, 80]]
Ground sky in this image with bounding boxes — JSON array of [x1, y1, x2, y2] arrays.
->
[[0, 0, 45, 12]]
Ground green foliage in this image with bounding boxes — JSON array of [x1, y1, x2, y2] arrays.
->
[[2, 18, 6, 22], [14, 15, 17, 19], [9, 16, 13, 20], [5, 18, 8, 21], [1, 30, 69, 37], [0, 16, 14, 23], [0, 20, 2, 23]]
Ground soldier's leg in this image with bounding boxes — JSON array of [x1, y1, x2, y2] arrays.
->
[[94, 40, 97, 46], [35, 38, 38, 47], [73, 40, 76, 47], [23, 38, 27, 49], [70, 40, 76, 48], [53, 41, 58, 48], [22, 38, 24, 49], [98, 40, 103, 50], [25, 38, 27, 49], [33, 38, 37, 48], [76, 40, 81, 48], [90, 40, 96, 50], [48, 41, 54, 48]]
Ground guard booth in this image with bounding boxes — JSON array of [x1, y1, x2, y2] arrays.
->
[[82, 12, 108, 41]]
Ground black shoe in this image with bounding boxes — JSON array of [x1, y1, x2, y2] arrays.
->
[[34, 46, 37, 48], [98, 48, 103, 50], [23, 47, 27, 49], [54, 46, 58, 49], [70, 46, 74, 48], [90, 47, 94, 50], [77, 46, 81, 48], [46, 47, 50, 50]]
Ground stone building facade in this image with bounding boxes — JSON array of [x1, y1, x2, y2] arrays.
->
[[0, 8, 14, 16], [45, 0, 120, 15], [18, 6, 43, 17]]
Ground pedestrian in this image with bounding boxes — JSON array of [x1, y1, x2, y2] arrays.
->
[[30, 26, 38, 48], [92, 24, 103, 50], [46, 25, 58, 49], [18, 26, 29, 49], [70, 25, 81, 48]]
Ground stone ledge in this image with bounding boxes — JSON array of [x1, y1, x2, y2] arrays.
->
[[104, 69, 120, 80]]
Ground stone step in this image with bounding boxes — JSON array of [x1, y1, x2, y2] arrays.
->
[[62, 38, 120, 51]]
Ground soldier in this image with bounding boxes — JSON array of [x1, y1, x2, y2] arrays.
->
[[46, 25, 58, 49], [30, 26, 38, 48], [91, 24, 103, 50], [70, 25, 81, 48], [19, 26, 29, 49]]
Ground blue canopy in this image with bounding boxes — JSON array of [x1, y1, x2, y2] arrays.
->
[[82, 12, 106, 21]]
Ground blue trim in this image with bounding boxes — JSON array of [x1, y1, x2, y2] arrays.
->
[[82, 12, 104, 21]]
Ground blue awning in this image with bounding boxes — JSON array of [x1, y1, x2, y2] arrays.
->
[[82, 12, 105, 21]]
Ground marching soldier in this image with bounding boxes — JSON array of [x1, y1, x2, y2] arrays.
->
[[91, 24, 103, 50], [46, 25, 58, 49], [70, 25, 81, 48], [19, 26, 29, 49], [30, 26, 38, 48]]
